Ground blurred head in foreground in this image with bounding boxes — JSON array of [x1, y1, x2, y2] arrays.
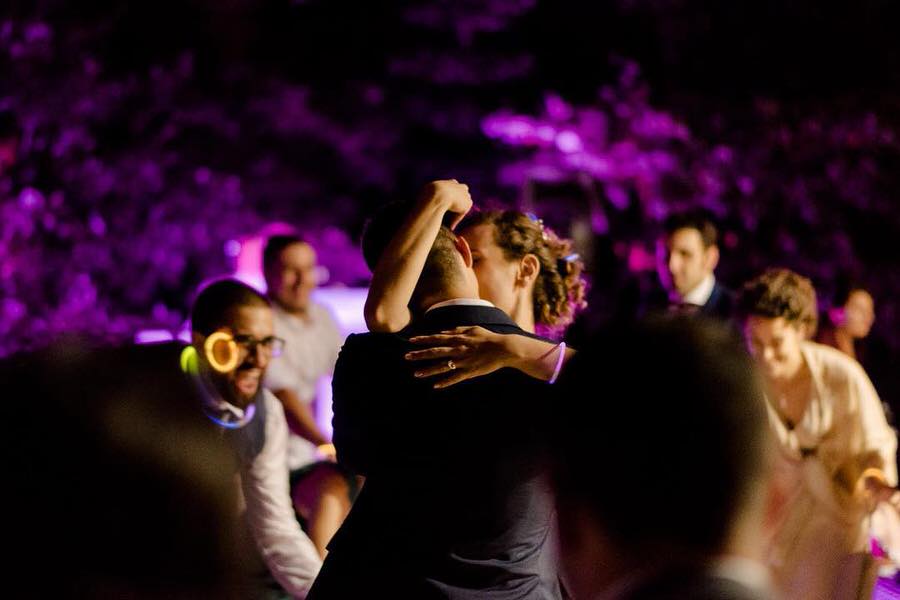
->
[[551, 318, 773, 597], [2, 340, 242, 598]]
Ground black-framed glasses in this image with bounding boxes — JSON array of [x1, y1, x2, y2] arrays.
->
[[232, 334, 286, 357]]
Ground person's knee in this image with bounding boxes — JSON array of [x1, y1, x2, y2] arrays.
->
[[293, 467, 351, 510], [317, 471, 351, 507]]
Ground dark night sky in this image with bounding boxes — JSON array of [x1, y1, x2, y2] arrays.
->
[[13, 0, 900, 102]]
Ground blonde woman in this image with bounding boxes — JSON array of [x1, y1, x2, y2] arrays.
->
[[737, 268, 897, 600]]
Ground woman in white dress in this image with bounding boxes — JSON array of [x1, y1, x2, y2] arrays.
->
[[736, 268, 898, 600]]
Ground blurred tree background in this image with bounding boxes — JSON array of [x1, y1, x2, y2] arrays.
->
[[2, 0, 899, 403]]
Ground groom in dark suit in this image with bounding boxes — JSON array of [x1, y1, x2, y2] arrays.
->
[[307, 201, 563, 599]]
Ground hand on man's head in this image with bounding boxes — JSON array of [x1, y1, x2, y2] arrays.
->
[[421, 179, 473, 230]]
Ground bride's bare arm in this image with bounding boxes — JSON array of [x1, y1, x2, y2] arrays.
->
[[364, 180, 472, 332], [405, 326, 577, 388]]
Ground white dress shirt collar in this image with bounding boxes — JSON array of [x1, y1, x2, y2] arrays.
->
[[424, 297, 495, 314], [194, 371, 257, 428], [679, 273, 716, 306]]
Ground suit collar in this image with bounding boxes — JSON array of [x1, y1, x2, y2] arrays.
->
[[410, 304, 521, 333], [424, 297, 495, 313]]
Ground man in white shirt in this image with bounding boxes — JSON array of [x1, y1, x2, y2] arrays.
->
[[654, 209, 734, 320], [191, 279, 322, 598], [262, 234, 352, 559]]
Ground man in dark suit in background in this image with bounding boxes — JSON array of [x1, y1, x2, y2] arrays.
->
[[551, 318, 777, 600], [307, 199, 563, 599], [650, 210, 735, 320]]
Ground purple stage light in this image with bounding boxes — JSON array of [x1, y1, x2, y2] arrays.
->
[[135, 329, 174, 344], [194, 167, 212, 186], [874, 577, 900, 599], [88, 213, 106, 237], [555, 130, 583, 154], [224, 239, 242, 258], [627, 244, 656, 273], [545, 94, 574, 122], [310, 286, 367, 439], [18, 187, 44, 210]]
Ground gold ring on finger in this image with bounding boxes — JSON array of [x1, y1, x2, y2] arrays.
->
[[447, 360, 456, 370]]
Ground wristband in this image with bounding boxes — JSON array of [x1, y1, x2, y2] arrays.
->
[[548, 341, 566, 384]]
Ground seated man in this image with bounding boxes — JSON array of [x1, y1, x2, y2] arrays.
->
[[552, 318, 777, 600], [189, 279, 322, 598], [308, 202, 563, 599], [262, 233, 354, 559]]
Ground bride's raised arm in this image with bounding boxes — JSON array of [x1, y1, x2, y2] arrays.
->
[[364, 179, 472, 332]]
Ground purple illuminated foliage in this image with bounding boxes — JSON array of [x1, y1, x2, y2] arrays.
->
[[481, 63, 900, 358], [1, 1, 900, 406], [0, 19, 376, 355]]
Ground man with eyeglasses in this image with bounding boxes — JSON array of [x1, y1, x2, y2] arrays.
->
[[190, 278, 322, 598], [262, 234, 354, 560]]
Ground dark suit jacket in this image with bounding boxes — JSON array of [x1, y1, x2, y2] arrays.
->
[[307, 304, 562, 600], [699, 282, 735, 321], [641, 281, 735, 322]]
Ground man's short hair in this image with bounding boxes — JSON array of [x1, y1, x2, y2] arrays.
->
[[552, 318, 767, 560], [361, 201, 463, 308], [263, 234, 306, 274], [191, 279, 270, 336], [736, 268, 818, 333], [663, 209, 719, 248]]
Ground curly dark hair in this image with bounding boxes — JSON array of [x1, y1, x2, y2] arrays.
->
[[736, 268, 818, 334], [461, 210, 588, 333]]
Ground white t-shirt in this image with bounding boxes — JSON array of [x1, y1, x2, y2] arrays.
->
[[265, 302, 345, 470]]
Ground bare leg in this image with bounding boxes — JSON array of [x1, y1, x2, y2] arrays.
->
[[291, 466, 351, 559]]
